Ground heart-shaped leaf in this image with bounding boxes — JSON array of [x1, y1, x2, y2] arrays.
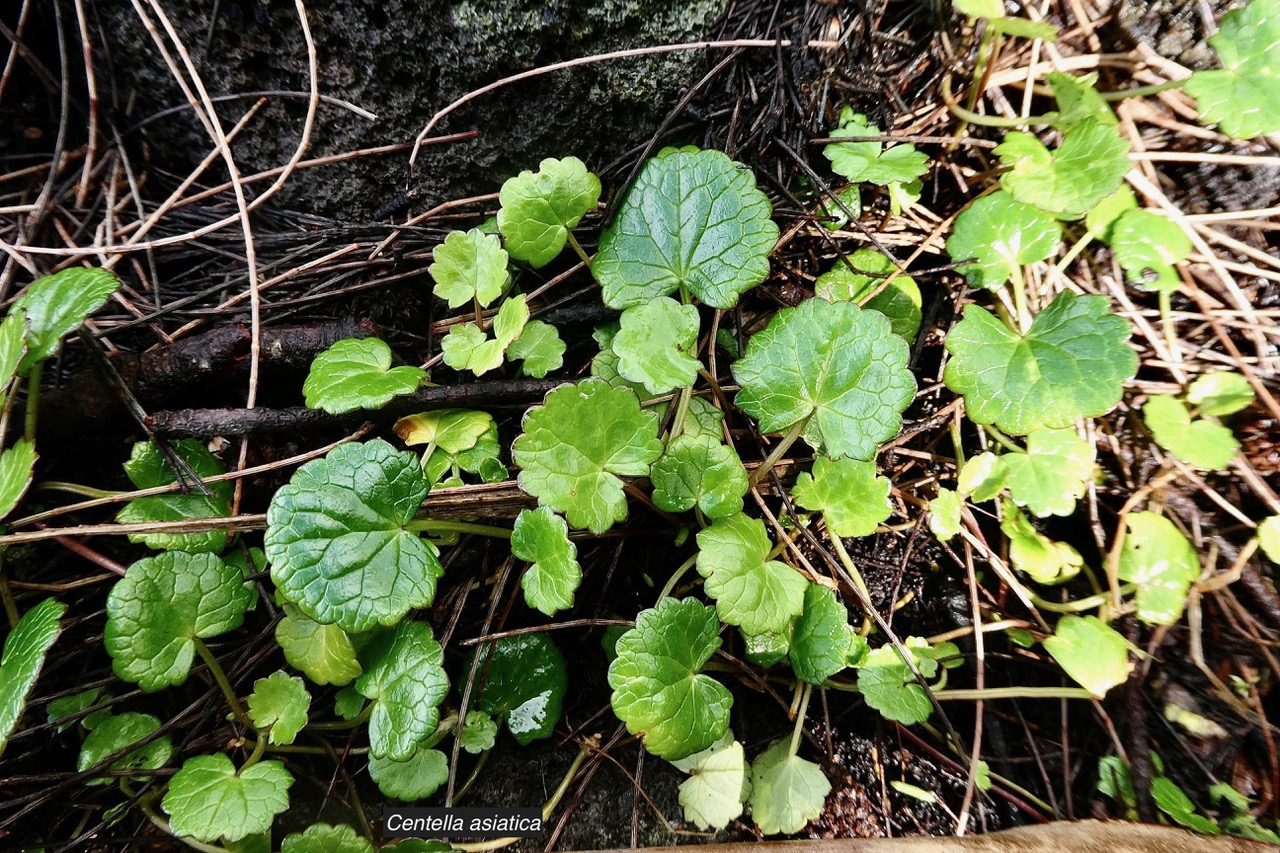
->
[[1043, 615, 1131, 697], [748, 738, 831, 835], [513, 507, 581, 616], [996, 120, 1131, 216], [369, 743, 449, 801], [430, 228, 510, 308], [857, 641, 937, 725], [76, 711, 172, 785], [0, 438, 37, 520], [1118, 512, 1200, 626], [1143, 395, 1239, 470], [1184, 0, 1280, 139], [793, 458, 891, 538], [12, 267, 121, 373], [475, 633, 567, 745], [0, 598, 65, 757], [696, 514, 807, 636], [611, 296, 701, 394], [303, 338, 425, 414], [162, 753, 293, 843], [946, 191, 1060, 290], [275, 604, 362, 687], [497, 157, 600, 267], [356, 621, 449, 761], [789, 584, 854, 685], [650, 433, 748, 520], [247, 671, 311, 745], [115, 440, 234, 554]]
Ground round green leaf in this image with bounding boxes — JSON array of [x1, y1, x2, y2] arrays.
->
[[1047, 72, 1118, 131], [611, 297, 700, 394], [512, 379, 663, 533], [594, 148, 779, 310], [733, 298, 915, 461], [497, 157, 601, 267], [1042, 615, 1131, 697], [0, 598, 65, 757], [1184, 0, 1280, 139], [0, 438, 37, 521], [475, 633, 567, 745], [115, 439, 234, 554], [281, 824, 374, 853], [696, 514, 808, 636], [789, 584, 853, 685], [957, 452, 1010, 503], [507, 320, 565, 378], [430, 228, 509, 309], [1109, 210, 1192, 292], [247, 671, 311, 746], [369, 744, 449, 801], [748, 738, 831, 835], [1000, 501, 1083, 585], [1259, 516, 1280, 563], [823, 108, 929, 187], [162, 753, 293, 843], [394, 409, 493, 454], [265, 439, 439, 633], [1187, 371, 1255, 417], [946, 191, 1060, 290], [275, 605, 362, 687], [928, 488, 963, 542], [47, 687, 105, 733], [105, 552, 252, 691], [996, 120, 1131, 216], [650, 434, 748, 520], [1002, 428, 1095, 518], [608, 598, 732, 760], [77, 711, 172, 785], [793, 458, 891, 537], [459, 710, 498, 754], [303, 338, 426, 415], [672, 734, 750, 831], [12, 267, 121, 374], [356, 621, 450, 761], [1143, 395, 1239, 470], [1118, 512, 1200, 626], [857, 643, 934, 725], [814, 248, 922, 340], [513, 507, 581, 617]]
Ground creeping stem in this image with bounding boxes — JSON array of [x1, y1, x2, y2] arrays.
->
[[192, 637, 255, 733], [748, 415, 811, 488]]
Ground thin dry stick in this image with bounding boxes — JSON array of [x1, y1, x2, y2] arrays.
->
[[70, 0, 97, 209]]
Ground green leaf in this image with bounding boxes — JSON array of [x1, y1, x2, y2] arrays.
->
[[497, 157, 601, 267], [356, 621, 449, 761], [512, 379, 663, 533], [608, 598, 732, 759], [945, 191, 1060, 290], [1187, 371, 1255, 417], [0, 438, 37, 520], [683, 396, 725, 439], [824, 108, 929, 186], [246, 672, 310, 745], [1003, 428, 1095, 517], [671, 734, 750, 830], [696, 514, 808, 636], [280, 824, 374, 853], [857, 642, 934, 725], [1118, 512, 1200, 626], [47, 687, 105, 733], [1042, 615, 1131, 697], [816, 186, 862, 229], [441, 295, 529, 376], [275, 604, 362, 687], [1000, 501, 1083, 585], [1086, 187, 1139, 237], [793, 458, 891, 537], [743, 628, 791, 668], [891, 781, 938, 803], [508, 320, 565, 378], [996, 120, 1130, 217], [928, 488, 963, 541], [513, 507, 581, 616], [1259, 516, 1280, 563], [944, 291, 1137, 434], [1184, 0, 1280, 139], [105, 552, 251, 691], [459, 710, 498, 754], [0, 311, 27, 405], [789, 584, 853, 684], [1152, 777, 1221, 834], [650, 434, 748, 519], [1109, 210, 1192, 292], [334, 686, 366, 721], [1143, 395, 1239, 470], [1047, 72, 1117, 130], [265, 439, 440, 633], [594, 149, 779, 310], [430, 228, 510, 309], [303, 338, 425, 415], [733, 298, 915, 460], [115, 439, 234, 553], [162, 753, 293, 843], [954, 0, 1004, 17], [395, 409, 492, 454], [611, 297, 701, 394], [475, 633, 567, 745], [988, 17, 1059, 41], [814, 249, 922, 340], [957, 452, 1010, 503], [0, 598, 64, 756], [748, 738, 831, 835], [12, 267, 121, 373], [76, 711, 172, 785], [369, 744, 449, 801]]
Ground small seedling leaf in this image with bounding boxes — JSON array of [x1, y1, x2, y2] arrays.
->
[[1184, 0, 1280, 139], [929, 488, 963, 541], [650, 433, 748, 520], [12, 267, 121, 373], [946, 191, 1060, 290], [1042, 615, 1131, 697], [497, 157, 600, 267], [594, 149, 778, 309], [671, 734, 750, 830], [395, 409, 492, 455], [513, 507, 581, 616], [280, 824, 374, 853], [954, 0, 1005, 19], [1003, 428, 1095, 517], [608, 598, 733, 759], [824, 108, 929, 187], [748, 738, 831, 835], [612, 297, 701, 393], [996, 120, 1130, 216], [162, 753, 293, 843], [590, 323, 657, 402], [988, 17, 1058, 40], [1109, 210, 1192, 292], [1086, 187, 1139, 237], [743, 628, 792, 669], [356, 621, 449, 761], [1047, 72, 1117, 130], [1001, 501, 1083, 585], [857, 643, 934, 724], [369, 744, 449, 801], [1187, 371, 1254, 417], [1118, 512, 1200, 626], [441, 295, 529, 376], [790, 584, 854, 684], [958, 452, 1010, 503], [76, 711, 171, 785], [459, 710, 498, 754], [814, 248, 922, 340], [0, 312, 26, 405], [475, 633, 567, 745], [794, 458, 892, 537], [430, 228, 509, 308], [0, 598, 64, 757], [47, 687, 105, 733], [275, 604, 362, 686], [1259, 516, 1280, 563], [1143, 395, 1239, 470], [247, 671, 311, 746], [696, 514, 808, 636], [508, 320, 565, 378], [303, 338, 425, 414], [115, 439, 233, 553], [0, 438, 37, 520]]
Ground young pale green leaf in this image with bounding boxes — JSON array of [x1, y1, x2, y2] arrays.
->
[[612, 297, 700, 394], [265, 439, 440, 633], [303, 338, 425, 414], [47, 687, 105, 733], [1001, 501, 1083, 585], [793, 458, 891, 538], [816, 186, 862, 229], [1143, 395, 1239, 470], [929, 488, 963, 541], [0, 438, 37, 520], [334, 686, 366, 721], [441, 295, 529, 376], [946, 191, 1060, 290], [814, 248, 922, 340], [475, 633, 567, 745], [12, 267, 121, 374], [0, 312, 26, 404], [275, 605, 362, 686], [1118, 512, 1200, 626], [162, 754, 293, 843], [1187, 371, 1255, 417], [497, 157, 600, 267], [996, 120, 1131, 216], [76, 711, 172, 785], [743, 628, 792, 668], [733, 298, 915, 460], [650, 433, 748, 520], [696, 514, 808, 636], [419, 419, 506, 487], [1259, 516, 1280, 563], [115, 439, 233, 553], [1086, 187, 1139, 237], [958, 452, 1010, 503], [512, 379, 663, 533], [1003, 428, 1095, 517], [671, 734, 750, 831], [790, 584, 854, 685], [247, 672, 310, 746], [823, 108, 929, 186], [954, 0, 1004, 19], [459, 710, 498, 754], [683, 395, 726, 439], [369, 744, 449, 801], [1109, 210, 1191, 292], [608, 598, 733, 760], [507, 320, 565, 378], [280, 824, 374, 853], [1184, 0, 1280, 139], [356, 621, 449, 761], [944, 292, 1137, 435], [590, 322, 657, 402], [594, 149, 778, 310], [0, 598, 64, 757], [748, 738, 831, 835], [1047, 72, 1117, 130], [395, 409, 492, 454], [1042, 615, 1131, 697], [105, 552, 251, 691], [989, 16, 1058, 40], [430, 228, 509, 309], [513, 507, 581, 616], [857, 643, 934, 725]]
